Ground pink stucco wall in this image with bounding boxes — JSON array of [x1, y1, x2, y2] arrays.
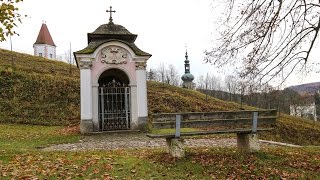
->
[[91, 48, 137, 85]]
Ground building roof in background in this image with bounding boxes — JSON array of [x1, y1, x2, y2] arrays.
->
[[34, 23, 56, 46]]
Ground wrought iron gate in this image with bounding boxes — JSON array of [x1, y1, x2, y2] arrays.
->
[[98, 81, 131, 131]]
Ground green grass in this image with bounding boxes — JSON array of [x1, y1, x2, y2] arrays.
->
[[0, 49, 80, 126], [0, 49, 79, 78], [147, 81, 250, 113], [0, 124, 81, 162], [150, 128, 198, 134], [260, 114, 320, 145], [1, 48, 320, 146], [0, 124, 319, 179]]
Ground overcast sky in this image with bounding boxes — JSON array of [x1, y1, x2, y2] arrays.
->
[[0, 0, 319, 87]]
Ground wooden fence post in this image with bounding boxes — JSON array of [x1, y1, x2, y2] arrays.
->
[[175, 114, 181, 137], [252, 112, 258, 133]]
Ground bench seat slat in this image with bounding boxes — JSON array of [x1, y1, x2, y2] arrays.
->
[[152, 110, 278, 121], [153, 116, 277, 123], [153, 117, 276, 129], [146, 128, 274, 138], [152, 109, 277, 117]]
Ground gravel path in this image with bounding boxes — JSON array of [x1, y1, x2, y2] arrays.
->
[[43, 133, 239, 151]]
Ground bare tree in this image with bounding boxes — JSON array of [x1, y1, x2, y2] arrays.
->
[[147, 68, 156, 81], [204, 73, 210, 101], [205, 0, 320, 84], [237, 80, 248, 109], [260, 83, 274, 109], [208, 74, 223, 97], [166, 64, 180, 86], [196, 75, 205, 90], [64, 45, 75, 75], [225, 75, 237, 101], [157, 62, 166, 83], [152, 63, 181, 86]]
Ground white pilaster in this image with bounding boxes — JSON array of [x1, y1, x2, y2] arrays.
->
[[80, 60, 93, 120], [130, 84, 138, 128], [136, 62, 148, 118], [92, 83, 99, 130]]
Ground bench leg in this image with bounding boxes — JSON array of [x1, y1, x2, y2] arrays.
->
[[166, 138, 185, 158], [237, 133, 260, 152]]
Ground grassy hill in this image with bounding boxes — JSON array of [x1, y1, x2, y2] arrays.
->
[[0, 48, 320, 145], [0, 49, 80, 125]]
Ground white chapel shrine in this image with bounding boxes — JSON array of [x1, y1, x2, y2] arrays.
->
[[74, 7, 152, 133]]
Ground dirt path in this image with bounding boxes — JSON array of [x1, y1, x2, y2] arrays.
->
[[43, 133, 241, 151]]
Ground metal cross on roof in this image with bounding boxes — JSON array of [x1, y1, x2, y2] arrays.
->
[[106, 6, 116, 23]]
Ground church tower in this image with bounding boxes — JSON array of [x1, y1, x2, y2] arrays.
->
[[181, 50, 195, 89], [33, 23, 56, 59]]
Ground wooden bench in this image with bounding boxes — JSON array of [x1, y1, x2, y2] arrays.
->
[[147, 109, 277, 158]]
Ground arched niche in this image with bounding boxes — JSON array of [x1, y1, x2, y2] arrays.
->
[[98, 68, 130, 87]]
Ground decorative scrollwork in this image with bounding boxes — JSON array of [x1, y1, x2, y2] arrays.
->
[[101, 46, 128, 64], [79, 61, 92, 69], [135, 62, 146, 70], [102, 79, 127, 87]]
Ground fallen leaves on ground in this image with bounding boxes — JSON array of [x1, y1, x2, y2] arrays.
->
[[0, 147, 319, 179], [146, 147, 320, 179], [58, 125, 80, 135], [0, 153, 115, 179]]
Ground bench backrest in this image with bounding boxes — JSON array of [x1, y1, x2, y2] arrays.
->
[[151, 109, 277, 129]]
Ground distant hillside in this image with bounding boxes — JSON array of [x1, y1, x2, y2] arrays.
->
[[288, 82, 320, 95], [148, 82, 247, 113], [0, 49, 80, 125], [1, 48, 320, 145]]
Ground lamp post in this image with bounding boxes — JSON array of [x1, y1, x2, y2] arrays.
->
[[9, 34, 15, 69]]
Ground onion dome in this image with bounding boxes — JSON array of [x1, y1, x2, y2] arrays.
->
[[181, 50, 194, 82], [181, 73, 194, 81]]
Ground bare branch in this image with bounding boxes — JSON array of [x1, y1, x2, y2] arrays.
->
[[206, 0, 320, 84]]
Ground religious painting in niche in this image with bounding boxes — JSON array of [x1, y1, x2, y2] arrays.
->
[[101, 46, 128, 64]]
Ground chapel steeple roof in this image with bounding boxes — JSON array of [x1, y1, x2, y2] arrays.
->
[[34, 23, 56, 46], [86, 6, 137, 43], [87, 22, 138, 43], [76, 6, 150, 56]]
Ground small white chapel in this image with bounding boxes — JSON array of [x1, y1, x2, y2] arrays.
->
[[74, 6, 152, 133]]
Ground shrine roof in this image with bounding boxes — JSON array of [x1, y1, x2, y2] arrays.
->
[[87, 22, 138, 43], [93, 22, 134, 35], [75, 39, 151, 57]]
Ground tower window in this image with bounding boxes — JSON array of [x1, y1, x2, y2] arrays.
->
[[50, 54, 53, 58], [39, 53, 43, 57]]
